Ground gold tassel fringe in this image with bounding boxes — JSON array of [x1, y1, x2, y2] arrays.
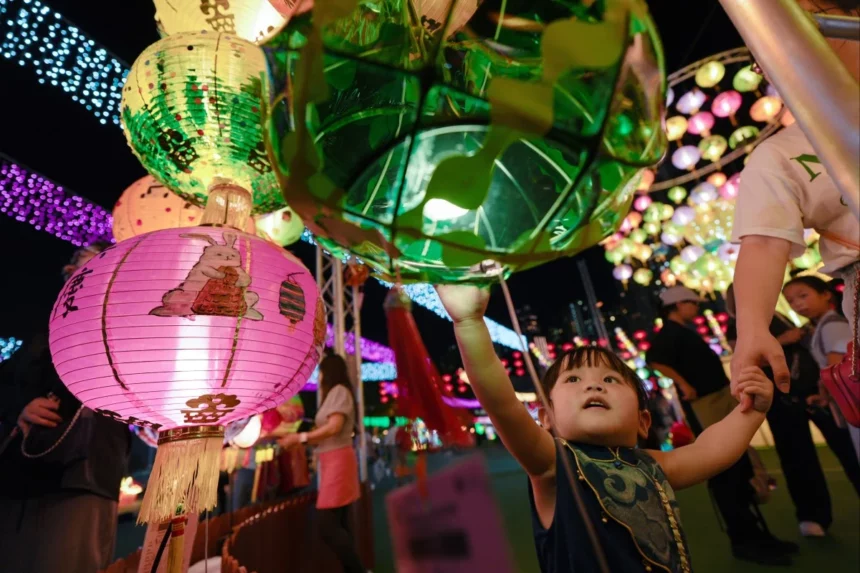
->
[[137, 426, 224, 524]]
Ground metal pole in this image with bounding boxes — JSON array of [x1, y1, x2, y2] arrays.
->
[[352, 284, 368, 483], [814, 13, 860, 41], [718, 0, 859, 217]]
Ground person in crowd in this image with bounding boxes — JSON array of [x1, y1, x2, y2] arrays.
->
[[646, 285, 796, 565], [783, 276, 860, 458], [729, 0, 859, 424], [436, 283, 780, 572], [278, 353, 366, 573], [726, 283, 860, 536], [0, 242, 131, 573]]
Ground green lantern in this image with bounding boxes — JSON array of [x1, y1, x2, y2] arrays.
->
[[729, 126, 761, 150], [265, 0, 667, 283], [699, 135, 728, 162], [629, 228, 649, 244], [733, 65, 762, 93], [667, 186, 687, 204], [605, 247, 625, 265], [669, 255, 687, 275], [121, 31, 285, 214]]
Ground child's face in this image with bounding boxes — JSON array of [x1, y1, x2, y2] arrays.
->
[[783, 283, 831, 320], [540, 363, 650, 448]]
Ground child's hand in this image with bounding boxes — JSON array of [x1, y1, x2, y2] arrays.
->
[[435, 285, 490, 324], [735, 367, 774, 414]]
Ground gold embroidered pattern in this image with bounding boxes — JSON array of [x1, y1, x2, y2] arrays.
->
[[181, 393, 241, 424]]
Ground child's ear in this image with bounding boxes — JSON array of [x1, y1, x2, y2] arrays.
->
[[538, 406, 552, 430], [637, 409, 652, 441]]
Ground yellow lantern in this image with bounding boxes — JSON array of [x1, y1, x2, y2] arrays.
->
[[665, 116, 688, 142], [153, 0, 289, 44], [698, 135, 728, 162], [669, 256, 688, 275], [637, 170, 655, 191], [629, 228, 649, 244], [633, 244, 653, 263], [667, 186, 687, 204], [643, 221, 661, 236], [633, 268, 653, 286], [695, 61, 725, 89], [616, 239, 636, 258], [749, 96, 782, 123], [605, 247, 625, 265], [707, 172, 727, 187]]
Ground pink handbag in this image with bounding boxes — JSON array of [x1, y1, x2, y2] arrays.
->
[[819, 260, 859, 428]]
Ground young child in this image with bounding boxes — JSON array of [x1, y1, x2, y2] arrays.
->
[[436, 285, 774, 573]]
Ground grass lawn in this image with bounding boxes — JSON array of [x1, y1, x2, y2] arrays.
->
[[372, 446, 859, 573]]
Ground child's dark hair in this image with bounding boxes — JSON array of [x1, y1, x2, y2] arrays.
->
[[540, 346, 648, 409], [784, 275, 843, 315]]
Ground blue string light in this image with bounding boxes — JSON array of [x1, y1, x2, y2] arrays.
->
[[0, 0, 128, 126], [1, 337, 23, 362], [305, 361, 397, 386], [0, 0, 524, 348]]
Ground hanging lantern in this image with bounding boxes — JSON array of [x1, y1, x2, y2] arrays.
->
[[718, 173, 741, 199], [637, 169, 656, 191], [680, 245, 704, 264], [667, 185, 687, 204], [669, 256, 688, 275], [728, 126, 761, 150], [695, 61, 725, 88], [687, 112, 714, 136], [613, 264, 634, 282], [113, 175, 204, 241], [634, 194, 653, 212], [710, 90, 742, 126], [749, 96, 782, 123], [672, 205, 696, 226], [665, 116, 688, 141], [629, 228, 649, 244], [707, 172, 727, 187], [671, 145, 701, 170], [633, 267, 653, 286], [717, 241, 739, 263], [675, 88, 707, 115], [605, 247, 625, 265], [153, 0, 289, 44], [666, 86, 675, 107], [733, 65, 762, 92], [642, 220, 661, 236], [698, 135, 728, 162], [661, 228, 683, 246], [48, 221, 324, 524], [227, 415, 263, 448], [121, 31, 285, 215], [689, 182, 718, 205], [255, 206, 305, 246], [625, 211, 643, 229], [632, 243, 652, 263], [265, 0, 667, 284], [660, 268, 677, 287]]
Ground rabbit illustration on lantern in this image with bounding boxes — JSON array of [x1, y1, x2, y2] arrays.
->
[[150, 231, 264, 320]]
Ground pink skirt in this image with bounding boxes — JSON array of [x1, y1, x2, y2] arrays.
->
[[316, 446, 360, 509]]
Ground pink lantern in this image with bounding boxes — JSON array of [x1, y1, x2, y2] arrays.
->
[[717, 242, 740, 263], [672, 146, 701, 170], [676, 89, 707, 115], [613, 264, 633, 281], [49, 227, 325, 523], [711, 91, 742, 124], [719, 173, 741, 199], [633, 194, 653, 212], [687, 112, 715, 136]]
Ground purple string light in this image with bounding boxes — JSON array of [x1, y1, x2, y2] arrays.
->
[[0, 158, 113, 246]]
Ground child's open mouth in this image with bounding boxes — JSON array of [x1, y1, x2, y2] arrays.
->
[[583, 398, 609, 410]]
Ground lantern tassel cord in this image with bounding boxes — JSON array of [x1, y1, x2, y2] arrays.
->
[[138, 432, 223, 524], [497, 274, 610, 573], [166, 512, 188, 573]]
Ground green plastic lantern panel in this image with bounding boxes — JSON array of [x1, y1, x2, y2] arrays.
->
[[265, 0, 667, 284], [122, 31, 285, 215]]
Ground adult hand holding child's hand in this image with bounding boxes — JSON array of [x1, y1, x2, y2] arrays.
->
[[735, 367, 774, 414]]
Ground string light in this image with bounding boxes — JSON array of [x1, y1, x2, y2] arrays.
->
[[703, 309, 731, 353], [1, 337, 23, 362], [0, 158, 113, 246], [303, 361, 398, 389], [0, 0, 129, 126]]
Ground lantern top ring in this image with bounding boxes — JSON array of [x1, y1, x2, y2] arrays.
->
[[158, 425, 225, 445]]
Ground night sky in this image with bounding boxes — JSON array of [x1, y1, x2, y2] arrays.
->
[[0, 0, 742, 360]]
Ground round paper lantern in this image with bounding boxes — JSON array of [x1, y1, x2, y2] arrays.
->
[[676, 89, 706, 115], [266, 0, 667, 284], [661, 227, 683, 246], [666, 86, 675, 107], [113, 175, 204, 241], [228, 414, 262, 448], [672, 146, 701, 170], [711, 90, 742, 119], [613, 264, 633, 281], [719, 173, 740, 199], [687, 112, 714, 136], [637, 170, 656, 192], [750, 96, 782, 123], [49, 226, 325, 522], [695, 61, 725, 88], [689, 182, 718, 205], [632, 244, 652, 263], [733, 65, 762, 92], [680, 245, 704, 264], [717, 241, 739, 263], [255, 206, 305, 246], [153, 0, 288, 44], [672, 206, 696, 226], [665, 116, 688, 141], [634, 194, 653, 212], [629, 228, 648, 244], [633, 268, 653, 286], [121, 31, 284, 215], [625, 211, 643, 229], [605, 247, 625, 265], [660, 269, 677, 287], [698, 135, 728, 162], [667, 186, 687, 204], [669, 256, 688, 274], [728, 126, 760, 150], [642, 221, 661, 236], [707, 172, 727, 187]]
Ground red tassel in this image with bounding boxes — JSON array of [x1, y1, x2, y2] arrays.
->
[[385, 288, 473, 448]]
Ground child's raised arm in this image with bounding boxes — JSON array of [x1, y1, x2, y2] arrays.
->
[[648, 367, 772, 490], [436, 285, 556, 478]]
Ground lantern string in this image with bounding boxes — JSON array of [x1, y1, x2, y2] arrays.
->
[[497, 274, 610, 573]]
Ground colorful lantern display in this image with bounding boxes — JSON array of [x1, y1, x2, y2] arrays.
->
[[665, 116, 688, 142], [113, 175, 205, 241], [675, 88, 706, 114], [687, 111, 714, 136], [48, 225, 325, 523], [266, 0, 667, 284], [711, 90, 742, 122], [694, 61, 725, 88], [121, 31, 285, 215], [153, 0, 289, 44], [672, 146, 701, 170]]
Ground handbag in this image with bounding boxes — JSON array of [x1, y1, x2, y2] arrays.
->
[[819, 262, 860, 427]]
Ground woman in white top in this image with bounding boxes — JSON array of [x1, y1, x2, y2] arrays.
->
[[279, 353, 365, 573], [730, 0, 859, 404]]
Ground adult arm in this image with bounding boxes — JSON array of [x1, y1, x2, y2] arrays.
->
[[649, 367, 771, 490]]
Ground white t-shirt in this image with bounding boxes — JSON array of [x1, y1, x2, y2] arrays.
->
[[732, 124, 860, 275], [314, 385, 355, 454]]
